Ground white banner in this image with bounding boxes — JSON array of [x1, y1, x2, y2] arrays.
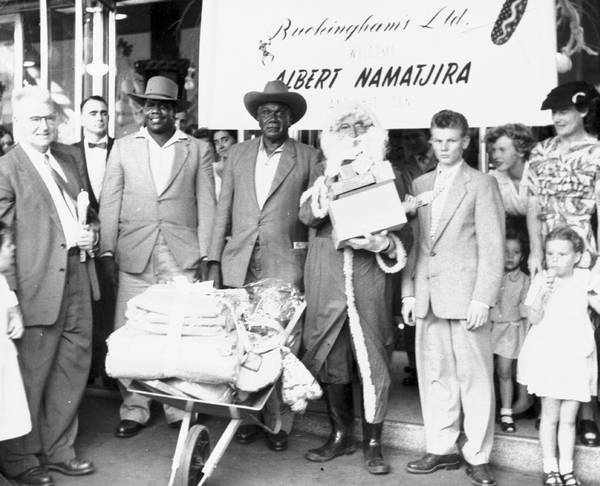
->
[[198, 0, 557, 129]]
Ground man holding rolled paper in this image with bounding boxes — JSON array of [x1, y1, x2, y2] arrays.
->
[[0, 86, 98, 485], [99, 75, 216, 438]]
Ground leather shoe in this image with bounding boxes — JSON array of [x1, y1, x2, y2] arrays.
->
[[406, 453, 461, 474], [11, 466, 53, 486], [46, 458, 94, 477], [266, 431, 288, 452], [235, 424, 260, 445], [115, 419, 144, 438], [466, 463, 496, 486]]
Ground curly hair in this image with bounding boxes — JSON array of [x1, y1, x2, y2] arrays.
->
[[430, 110, 469, 137], [582, 97, 600, 137], [485, 123, 537, 160], [544, 225, 585, 254]]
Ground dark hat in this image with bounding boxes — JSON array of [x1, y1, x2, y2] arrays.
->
[[541, 81, 599, 111], [243, 80, 307, 124], [128, 76, 191, 110]]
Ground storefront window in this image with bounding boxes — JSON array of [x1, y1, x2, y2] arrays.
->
[[50, 2, 77, 142], [0, 15, 19, 135]]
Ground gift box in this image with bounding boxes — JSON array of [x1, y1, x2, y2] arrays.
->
[[328, 161, 407, 249]]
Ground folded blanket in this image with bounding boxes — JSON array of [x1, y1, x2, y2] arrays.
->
[[106, 325, 241, 384], [142, 379, 235, 404]]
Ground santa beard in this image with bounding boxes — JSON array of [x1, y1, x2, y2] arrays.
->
[[320, 125, 388, 178]]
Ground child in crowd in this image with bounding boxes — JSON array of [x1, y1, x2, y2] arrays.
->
[[0, 222, 30, 442], [491, 229, 530, 433], [518, 226, 599, 486]]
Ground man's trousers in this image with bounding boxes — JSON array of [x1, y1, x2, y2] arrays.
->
[[415, 307, 495, 466]]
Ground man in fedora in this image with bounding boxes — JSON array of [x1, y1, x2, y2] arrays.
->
[[99, 75, 216, 438], [207, 80, 321, 451]]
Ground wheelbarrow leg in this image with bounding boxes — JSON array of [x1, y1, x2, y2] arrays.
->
[[167, 402, 194, 486], [197, 418, 243, 486]]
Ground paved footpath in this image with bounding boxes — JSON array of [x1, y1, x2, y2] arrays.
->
[[44, 395, 541, 486]]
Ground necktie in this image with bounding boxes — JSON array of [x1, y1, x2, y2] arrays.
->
[[430, 170, 450, 239], [88, 142, 107, 150], [43, 154, 77, 218]]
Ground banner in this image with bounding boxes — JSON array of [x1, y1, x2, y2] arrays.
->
[[198, 0, 557, 129]]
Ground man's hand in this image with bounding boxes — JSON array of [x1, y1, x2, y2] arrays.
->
[[401, 297, 416, 327], [99, 255, 118, 289], [528, 249, 543, 277], [465, 301, 490, 330], [402, 195, 419, 216], [207, 261, 222, 289], [194, 259, 209, 282], [346, 231, 390, 253], [77, 224, 97, 252], [7, 305, 23, 339]]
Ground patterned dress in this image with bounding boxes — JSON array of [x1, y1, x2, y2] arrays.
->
[[522, 136, 600, 267]]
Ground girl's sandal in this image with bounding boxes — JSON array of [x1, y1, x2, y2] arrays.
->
[[542, 471, 564, 485], [500, 414, 516, 433], [561, 472, 581, 486]]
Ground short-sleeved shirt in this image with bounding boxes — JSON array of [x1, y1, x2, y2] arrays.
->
[[522, 136, 600, 266]]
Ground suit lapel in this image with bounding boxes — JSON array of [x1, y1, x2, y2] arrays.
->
[[264, 139, 296, 207], [51, 146, 82, 200], [161, 138, 189, 196], [245, 139, 261, 211], [14, 146, 63, 231], [431, 164, 469, 247]]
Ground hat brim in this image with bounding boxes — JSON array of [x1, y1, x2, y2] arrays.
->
[[128, 92, 191, 111], [243, 91, 307, 125]]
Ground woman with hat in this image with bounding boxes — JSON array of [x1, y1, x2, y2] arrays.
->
[[524, 81, 600, 454]]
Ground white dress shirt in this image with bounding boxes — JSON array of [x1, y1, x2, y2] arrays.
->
[[139, 127, 188, 195], [430, 160, 463, 239], [83, 136, 108, 200], [22, 144, 81, 248], [255, 138, 285, 210]]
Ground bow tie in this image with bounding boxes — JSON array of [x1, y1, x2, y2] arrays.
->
[[87, 142, 107, 150]]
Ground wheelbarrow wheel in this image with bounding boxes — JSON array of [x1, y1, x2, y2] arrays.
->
[[176, 424, 210, 486]]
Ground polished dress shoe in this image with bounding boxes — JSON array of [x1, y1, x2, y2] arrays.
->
[[12, 466, 54, 485], [466, 463, 496, 486], [406, 453, 461, 474], [115, 419, 144, 438], [266, 431, 288, 451], [46, 458, 95, 477], [235, 424, 260, 444]]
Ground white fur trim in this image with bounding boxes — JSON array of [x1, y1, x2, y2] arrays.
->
[[375, 233, 407, 274], [343, 247, 378, 423]]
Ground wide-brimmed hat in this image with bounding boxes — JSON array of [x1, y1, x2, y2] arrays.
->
[[128, 76, 191, 110], [541, 81, 599, 110], [243, 80, 307, 124]]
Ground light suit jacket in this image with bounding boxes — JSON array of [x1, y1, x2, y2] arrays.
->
[[208, 137, 321, 288], [0, 143, 99, 326], [401, 163, 505, 320], [99, 130, 216, 273]]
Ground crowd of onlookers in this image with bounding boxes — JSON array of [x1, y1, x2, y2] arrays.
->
[[1, 76, 600, 486]]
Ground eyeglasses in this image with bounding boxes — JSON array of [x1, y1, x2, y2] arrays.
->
[[29, 115, 57, 125]]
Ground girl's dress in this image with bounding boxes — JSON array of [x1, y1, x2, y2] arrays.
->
[[0, 274, 31, 441], [518, 268, 598, 402], [490, 269, 530, 359]]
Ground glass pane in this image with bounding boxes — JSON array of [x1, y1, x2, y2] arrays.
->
[[0, 16, 16, 143], [22, 10, 41, 87], [50, 1, 77, 143]]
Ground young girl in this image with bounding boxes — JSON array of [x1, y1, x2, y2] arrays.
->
[[0, 224, 30, 442], [491, 229, 530, 433], [518, 226, 599, 486]]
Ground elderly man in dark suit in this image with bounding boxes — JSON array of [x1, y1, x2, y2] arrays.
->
[[207, 80, 321, 452], [99, 76, 216, 439], [72, 95, 116, 389], [0, 86, 98, 486]]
